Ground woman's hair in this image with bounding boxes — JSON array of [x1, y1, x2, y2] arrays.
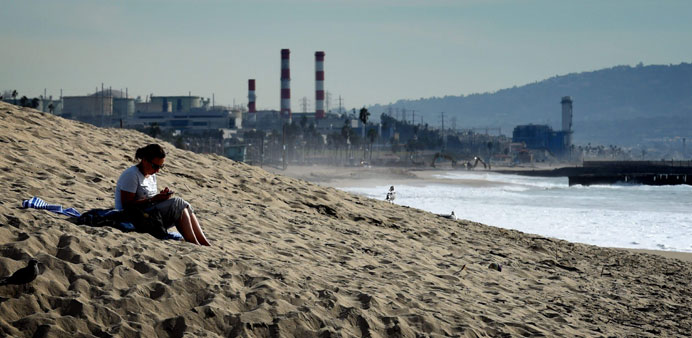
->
[[135, 144, 166, 161]]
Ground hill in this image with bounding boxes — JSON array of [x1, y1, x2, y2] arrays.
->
[[370, 63, 692, 146], [1, 101, 691, 336]]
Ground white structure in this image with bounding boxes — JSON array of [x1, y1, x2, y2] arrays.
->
[[127, 108, 241, 132]]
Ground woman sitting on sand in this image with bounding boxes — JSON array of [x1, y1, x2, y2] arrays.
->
[[115, 144, 211, 246]]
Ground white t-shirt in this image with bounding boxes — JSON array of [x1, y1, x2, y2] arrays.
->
[[114, 165, 158, 210]]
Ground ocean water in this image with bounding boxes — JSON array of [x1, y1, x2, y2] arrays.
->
[[340, 171, 692, 253]]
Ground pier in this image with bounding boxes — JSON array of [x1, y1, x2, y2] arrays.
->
[[496, 160, 692, 186], [568, 160, 692, 186]]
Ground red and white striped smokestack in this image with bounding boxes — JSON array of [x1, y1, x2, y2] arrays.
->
[[280, 49, 291, 118], [248, 79, 256, 113], [315, 51, 325, 119]]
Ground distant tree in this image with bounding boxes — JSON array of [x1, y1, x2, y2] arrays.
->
[[48, 103, 55, 114], [19, 96, 28, 107], [359, 107, 370, 125], [31, 98, 40, 109], [300, 115, 308, 129], [341, 120, 352, 143], [390, 137, 400, 154], [359, 107, 370, 147], [174, 135, 185, 150], [11, 90, 18, 104], [148, 122, 161, 138]]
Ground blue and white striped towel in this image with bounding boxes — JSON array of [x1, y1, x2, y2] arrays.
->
[[21, 197, 81, 218]]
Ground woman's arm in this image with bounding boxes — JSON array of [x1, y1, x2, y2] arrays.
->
[[120, 189, 172, 209], [120, 191, 149, 209]]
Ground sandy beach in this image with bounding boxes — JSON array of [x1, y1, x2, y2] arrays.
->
[[2, 101, 692, 337]]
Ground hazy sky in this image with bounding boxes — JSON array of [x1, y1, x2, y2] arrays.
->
[[2, 0, 691, 111]]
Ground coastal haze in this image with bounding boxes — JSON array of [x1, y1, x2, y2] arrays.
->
[[2, 1, 692, 109], [2, 0, 692, 337]]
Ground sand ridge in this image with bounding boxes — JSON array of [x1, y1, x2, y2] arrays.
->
[[1, 102, 691, 337]]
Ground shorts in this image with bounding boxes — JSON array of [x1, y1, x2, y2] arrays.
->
[[149, 197, 193, 229]]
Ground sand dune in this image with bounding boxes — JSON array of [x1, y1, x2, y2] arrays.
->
[[1, 101, 691, 337]]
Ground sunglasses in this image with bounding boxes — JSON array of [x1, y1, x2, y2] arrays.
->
[[149, 160, 165, 170]]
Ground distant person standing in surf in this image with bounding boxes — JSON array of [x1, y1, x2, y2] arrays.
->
[[386, 186, 396, 203]]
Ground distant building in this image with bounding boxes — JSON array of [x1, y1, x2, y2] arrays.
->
[[512, 124, 570, 156], [62, 95, 113, 125], [149, 96, 202, 113], [511, 96, 574, 158], [127, 107, 241, 133], [113, 98, 135, 119], [60, 90, 136, 126]]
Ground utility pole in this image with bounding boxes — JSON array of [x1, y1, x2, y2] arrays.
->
[[302, 96, 308, 113], [338, 95, 344, 115], [441, 112, 446, 151], [282, 123, 287, 170], [101, 83, 104, 127]]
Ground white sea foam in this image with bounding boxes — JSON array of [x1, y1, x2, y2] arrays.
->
[[341, 171, 692, 252]]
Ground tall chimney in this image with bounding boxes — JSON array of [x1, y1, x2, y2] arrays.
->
[[561, 96, 572, 132], [315, 51, 325, 119], [561, 96, 573, 151], [248, 79, 256, 113], [280, 49, 291, 119]]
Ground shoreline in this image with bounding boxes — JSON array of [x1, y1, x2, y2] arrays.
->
[[267, 164, 692, 261]]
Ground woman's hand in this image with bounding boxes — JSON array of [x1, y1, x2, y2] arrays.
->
[[151, 187, 174, 203]]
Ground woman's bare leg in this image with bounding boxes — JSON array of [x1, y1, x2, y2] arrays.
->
[[189, 211, 211, 246], [176, 208, 200, 245]]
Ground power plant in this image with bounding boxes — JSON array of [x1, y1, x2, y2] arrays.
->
[[512, 96, 573, 158]]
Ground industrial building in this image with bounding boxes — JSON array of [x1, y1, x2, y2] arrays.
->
[[62, 95, 113, 121], [61, 90, 136, 126], [127, 95, 241, 132], [512, 96, 573, 157]]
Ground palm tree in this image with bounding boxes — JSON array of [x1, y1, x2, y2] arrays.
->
[[367, 128, 378, 163], [11, 90, 18, 104], [359, 107, 369, 137]]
